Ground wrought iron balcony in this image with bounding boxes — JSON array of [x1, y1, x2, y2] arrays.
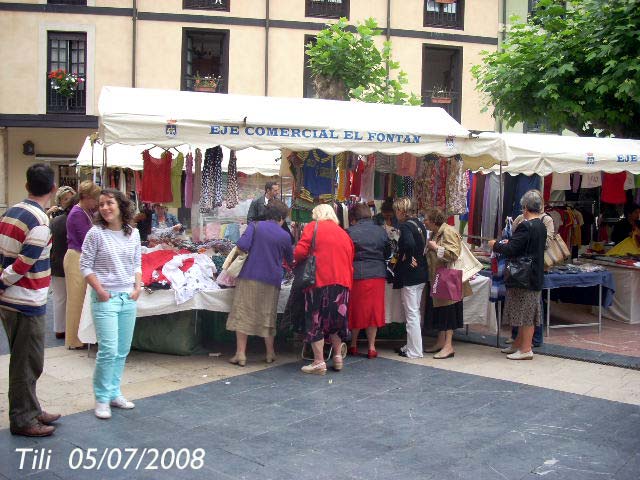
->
[[305, 0, 349, 19], [46, 83, 86, 114]]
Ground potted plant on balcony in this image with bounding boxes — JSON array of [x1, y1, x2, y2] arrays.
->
[[194, 73, 222, 93], [431, 85, 453, 104], [48, 69, 84, 98]]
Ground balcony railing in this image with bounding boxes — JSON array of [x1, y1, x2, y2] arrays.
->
[[184, 74, 224, 93], [305, 0, 349, 19], [183, 0, 229, 11], [46, 83, 86, 114], [424, 0, 464, 29]]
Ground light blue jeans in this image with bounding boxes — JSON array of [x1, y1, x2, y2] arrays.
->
[[91, 291, 137, 403]]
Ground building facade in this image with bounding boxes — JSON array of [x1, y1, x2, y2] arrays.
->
[[0, 0, 500, 208]]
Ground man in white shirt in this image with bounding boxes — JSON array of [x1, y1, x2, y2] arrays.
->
[[247, 181, 280, 222]]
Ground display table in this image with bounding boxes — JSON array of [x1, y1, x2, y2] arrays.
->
[[78, 284, 292, 345], [384, 274, 496, 333], [543, 270, 615, 335], [578, 260, 639, 324]]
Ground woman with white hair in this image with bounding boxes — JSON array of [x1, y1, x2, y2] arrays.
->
[[489, 190, 547, 360], [294, 204, 354, 375]]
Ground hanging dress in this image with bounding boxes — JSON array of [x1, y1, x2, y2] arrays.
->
[[141, 150, 173, 203], [225, 150, 239, 209]]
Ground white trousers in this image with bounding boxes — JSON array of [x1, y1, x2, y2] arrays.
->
[[401, 283, 425, 358], [51, 276, 67, 333]]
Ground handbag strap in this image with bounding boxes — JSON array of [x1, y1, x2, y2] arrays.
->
[[309, 221, 318, 254]]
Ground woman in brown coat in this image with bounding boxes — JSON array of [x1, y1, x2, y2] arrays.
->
[[424, 207, 472, 359]]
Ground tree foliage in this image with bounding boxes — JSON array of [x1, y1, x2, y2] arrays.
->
[[306, 17, 421, 105], [472, 0, 640, 137]]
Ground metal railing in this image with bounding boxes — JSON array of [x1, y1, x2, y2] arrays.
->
[[424, 0, 463, 29], [183, 0, 229, 10], [46, 84, 86, 114], [305, 0, 348, 19], [422, 89, 461, 122]]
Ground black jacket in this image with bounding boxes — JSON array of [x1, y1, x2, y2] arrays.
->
[[247, 195, 268, 222], [50, 212, 69, 277], [347, 219, 391, 280], [493, 218, 546, 291], [393, 218, 429, 289]]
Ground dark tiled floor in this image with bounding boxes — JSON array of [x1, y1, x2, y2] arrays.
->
[[1, 357, 639, 479]]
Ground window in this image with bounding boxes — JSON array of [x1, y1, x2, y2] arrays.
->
[[47, 31, 86, 114], [47, 0, 87, 4], [424, 0, 464, 29], [183, 0, 230, 11], [303, 35, 318, 99], [305, 0, 349, 19], [182, 29, 229, 93], [422, 45, 462, 122]]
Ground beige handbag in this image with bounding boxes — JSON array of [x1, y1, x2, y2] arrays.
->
[[451, 239, 483, 283], [222, 246, 248, 278], [544, 233, 571, 268]]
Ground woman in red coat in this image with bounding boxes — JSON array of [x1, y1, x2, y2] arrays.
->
[[294, 204, 354, 375]]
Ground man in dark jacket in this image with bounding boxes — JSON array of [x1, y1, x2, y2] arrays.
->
[[247, 181, 280, 222]]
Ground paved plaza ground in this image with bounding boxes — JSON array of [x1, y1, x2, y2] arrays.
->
[[1, 340, 639, 480]]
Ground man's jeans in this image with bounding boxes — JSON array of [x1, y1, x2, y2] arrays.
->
[[92, 292, 136, 403], [1, 309, 45, 429]]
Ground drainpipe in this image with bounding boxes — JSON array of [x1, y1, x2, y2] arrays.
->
[[497, 0, 506, 133], [132, 0, 137, 88], [264, 0, 270, 96]]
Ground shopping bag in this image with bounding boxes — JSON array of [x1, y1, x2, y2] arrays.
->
[[544, 234, 571, 268], [451, 241, 483, 282], [222, 246, 248, 278], [430, 267, 463, 301], [300, 221, 318, 289]]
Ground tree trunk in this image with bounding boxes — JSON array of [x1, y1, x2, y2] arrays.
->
[[313, 75, 348, 101]]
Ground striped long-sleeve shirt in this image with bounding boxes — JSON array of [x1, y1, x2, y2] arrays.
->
[[80, 226, 142, 293], [0, 200, 52, 316]]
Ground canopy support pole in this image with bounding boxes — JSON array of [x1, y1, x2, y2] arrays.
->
[[496, 161, 503, 348]]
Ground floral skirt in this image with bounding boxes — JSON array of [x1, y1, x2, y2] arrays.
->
[[503, 288, 542, 327], [304, 284, 350, 343]]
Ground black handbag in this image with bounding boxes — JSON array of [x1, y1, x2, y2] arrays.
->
[[504, 229, 533, 289], [300, 221, 318, 289]]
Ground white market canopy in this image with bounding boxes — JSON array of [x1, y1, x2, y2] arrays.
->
[[98, 86, 509, 170], [482, 132, 640, 176], [76, 136, 282, 176]]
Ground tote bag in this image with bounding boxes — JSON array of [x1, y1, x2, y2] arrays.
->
[[544, 234, 571, 269], [451, 241, 483, 283], [222, 222, 258, 279], [300, 221, 318, 289]]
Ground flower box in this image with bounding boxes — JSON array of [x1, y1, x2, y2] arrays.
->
[[435, 0, 456, 4], [194, 86, 218, 93], [431, 96, 452, 104]]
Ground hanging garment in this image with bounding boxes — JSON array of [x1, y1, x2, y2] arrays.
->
[[460, 171, 473, 222], [167, 152, 184, 208], [581, 172, 602, 188], [446, 155, 467, 215], [350, 159, 365, 197], [403, 176, 414, 199], [415, 157, 436, 212], [543, 174, 552, 202], [193, 149, 203, 206], [374, 153, 396, 173], [184, 152, 194, 207], [395, 153, 417, 176], [302, 150, 336, 196], [225, 150, 239, 209], [360, 155, 376, 201], [336, 155, 347, 201], [551, 173, 571, 191], [481, 173, 500, 241], [601, 172, 627, 204], [141, 150, 173, 203], [435, 157, 448, 211], [201, 146, 223, 211], [571, 173, 581, 193], [212, 147, 223, 207], [624, 172, 635, 190]]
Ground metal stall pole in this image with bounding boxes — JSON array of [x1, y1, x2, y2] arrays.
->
[[495, 161, 504, 348]]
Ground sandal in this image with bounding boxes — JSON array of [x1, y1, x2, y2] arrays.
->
[[333, 355, 344, 372]]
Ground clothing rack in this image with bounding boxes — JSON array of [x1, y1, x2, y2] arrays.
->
[[546, 200, 599, 252]]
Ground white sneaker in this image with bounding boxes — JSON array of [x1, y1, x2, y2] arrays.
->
[[505, 338, 514, 344], [501, 346, 517, 354], [110, 396, 135, 409], [506, 350, 534, 361], [95, 402, 112, 419]]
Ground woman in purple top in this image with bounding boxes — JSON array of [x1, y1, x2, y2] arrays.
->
[[226, 200, 293, 366], [63, 180, 100, 349]]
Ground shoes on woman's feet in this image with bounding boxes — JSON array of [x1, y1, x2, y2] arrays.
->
[[340, 342, 348, 358], [301, 361, 327, 375], [394, 345, 407, 354], [229, 353, 247, 367], [333, 355, 344, 371], [94, 402, 111, 419], [505, 338, 514, 344], [265, 353, 277, 364], [501, 346, 517, 354], [507, 350, 534, 360], [110, 396, 135, 409], [367, 350, 378, 359], [347, 346, 359, 356], [433, 351, 455, 359], [423, 345, 442, 354]]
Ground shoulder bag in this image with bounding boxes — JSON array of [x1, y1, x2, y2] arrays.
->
[[504, 224, 534, 289], [542, 213, 571, 268], [451, 239, 483, 283], [300, 221, 318, 289], [224, 222, 258, 278]]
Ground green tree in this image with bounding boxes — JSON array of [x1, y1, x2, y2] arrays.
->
[[472, 0, 640, 137], [306, 17, 421, 105]]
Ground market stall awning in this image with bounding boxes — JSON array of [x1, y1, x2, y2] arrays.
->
[[76, 136, 282, 176], [98, 87, 509, 170], [481, 132, 640, 175]]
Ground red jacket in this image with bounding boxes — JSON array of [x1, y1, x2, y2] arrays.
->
[[294, 220, 354, 289]]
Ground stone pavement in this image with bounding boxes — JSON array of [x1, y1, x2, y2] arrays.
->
[[1, 343, 640, 479]]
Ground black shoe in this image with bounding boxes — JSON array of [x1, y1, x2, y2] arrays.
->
[[394, 345, 407, 354], [397, 350, 409, 358]]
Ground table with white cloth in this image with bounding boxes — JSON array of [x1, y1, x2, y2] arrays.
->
[[78, 284, 292, 346], [384, 274, 497, 333]]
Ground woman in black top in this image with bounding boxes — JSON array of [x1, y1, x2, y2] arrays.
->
[[489, 190, 547, 361], [392, 197, 428, 359]]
